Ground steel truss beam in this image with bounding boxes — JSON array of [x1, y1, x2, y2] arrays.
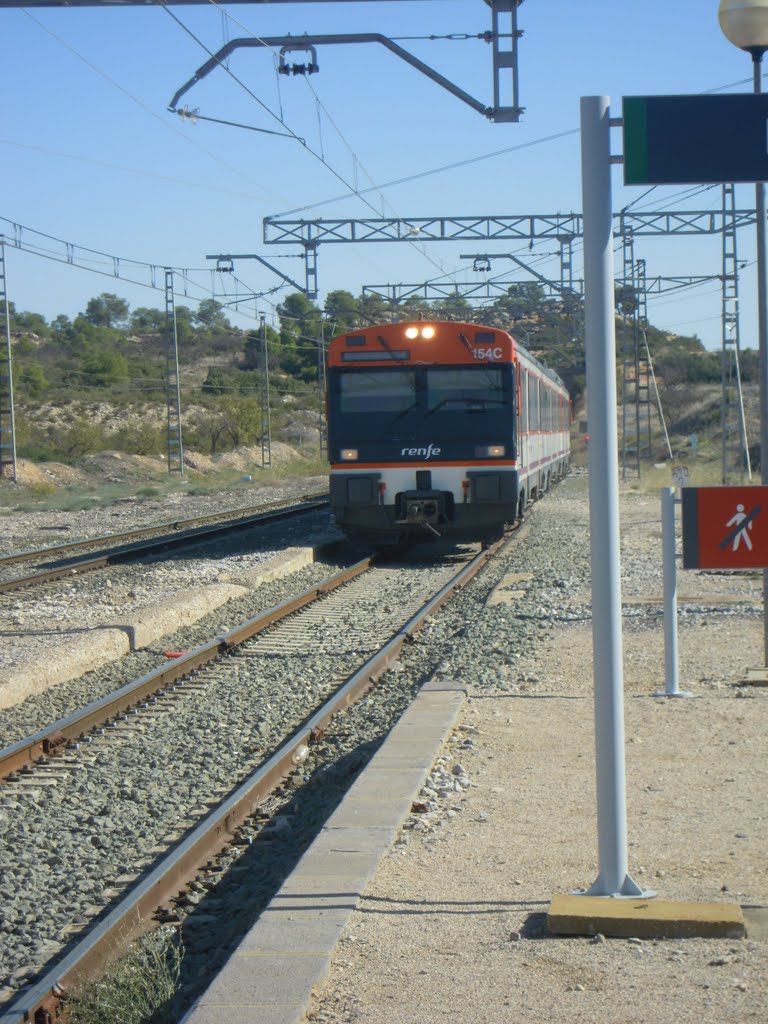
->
[[362, 274, 719, 305], [263, 209, 757, 246], [721, 183, 751, 483]]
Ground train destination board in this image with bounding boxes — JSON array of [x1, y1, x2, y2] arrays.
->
[[623, 94, 768, 185], [682, 486, 768, 569]]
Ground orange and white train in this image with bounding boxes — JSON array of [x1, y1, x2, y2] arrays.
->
[[326, 320, 570, 545]]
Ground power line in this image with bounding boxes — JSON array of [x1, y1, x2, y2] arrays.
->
[[21, 8, 287, 203], [164, 0, 453, 281]]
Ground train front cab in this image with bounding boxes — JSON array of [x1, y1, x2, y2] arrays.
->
[[329, 464, 520, 545]]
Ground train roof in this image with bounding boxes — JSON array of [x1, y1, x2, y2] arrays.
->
[[327, 320, 568, 393]]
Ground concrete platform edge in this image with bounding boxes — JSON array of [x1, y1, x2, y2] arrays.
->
[[0, 542, 329, 711], [179, 680, 467, 1024]]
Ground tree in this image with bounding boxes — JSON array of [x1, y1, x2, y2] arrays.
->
[[493, 283, 547, 321], [130, 307, 165, 332], [324, 290, 360, 332], [358, 292, 392, 325], [277, 292, 323, 379], [243, 322, 280, 370], [12, 309, 49, 337], [433, 293, 472, 321], [195, 298, 230, 330], [81, 350, 130, 386], [84, 293, 129, 328], [18, 363, 48, 397]]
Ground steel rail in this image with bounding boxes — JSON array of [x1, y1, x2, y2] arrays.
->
[[0, 537, 501, 1024], [0, 555, 372, 781], [0, 497, 329, 595], [0, 492, 327, 568]]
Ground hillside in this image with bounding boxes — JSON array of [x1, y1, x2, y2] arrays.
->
[[0, 286, 758, 498]]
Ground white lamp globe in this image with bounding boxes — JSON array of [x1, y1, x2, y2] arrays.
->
[[719, 0, 768, 51]]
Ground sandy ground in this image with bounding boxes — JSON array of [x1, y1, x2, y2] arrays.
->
[[307, 517, 767, 1023]]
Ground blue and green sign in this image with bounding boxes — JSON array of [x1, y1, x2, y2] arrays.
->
[[623, 94, 768, 185]]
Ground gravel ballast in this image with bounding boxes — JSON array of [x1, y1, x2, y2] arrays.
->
[[1, 474, 765, 1022]]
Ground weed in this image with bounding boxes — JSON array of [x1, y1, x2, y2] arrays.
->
[[67, 928, 183, 1024]]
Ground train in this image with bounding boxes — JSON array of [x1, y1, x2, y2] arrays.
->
[[326, 320, 571, 545]]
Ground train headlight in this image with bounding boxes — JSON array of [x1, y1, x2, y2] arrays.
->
[[475, 444, 506, 458], [404, 325, 436, 339], [340, 448, 359, 461]]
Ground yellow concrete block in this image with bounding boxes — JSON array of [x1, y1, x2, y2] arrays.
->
[[548, 892, 745, 939]]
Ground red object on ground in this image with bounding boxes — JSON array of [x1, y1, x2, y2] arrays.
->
[[163, 651, 186, 659]]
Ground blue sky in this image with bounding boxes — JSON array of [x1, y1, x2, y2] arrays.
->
[[0, 1, 762, 349]]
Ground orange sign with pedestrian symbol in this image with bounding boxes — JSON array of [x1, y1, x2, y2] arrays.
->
[[682, 486, 768, 569]]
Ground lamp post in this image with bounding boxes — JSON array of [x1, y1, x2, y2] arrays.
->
[[719, 0, 768, 664]]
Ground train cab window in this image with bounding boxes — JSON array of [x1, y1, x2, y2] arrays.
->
[[426, 367, 507, 413], [339, 369, 416, 414]]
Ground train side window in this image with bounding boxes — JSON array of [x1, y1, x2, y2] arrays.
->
[[520, 369, 527, 431], [529, 375, 539, 431]]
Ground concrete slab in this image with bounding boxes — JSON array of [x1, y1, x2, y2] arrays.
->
[[181, 676, 467, 1024], [197, 951, 331, 1006], [238, 909, 350, 954], [0, 544, 322, 710], [548, 892, 746, 939], [180, 1004, 306, 1024], [743, 906, 768, 939], [485, 571, 535, 607]]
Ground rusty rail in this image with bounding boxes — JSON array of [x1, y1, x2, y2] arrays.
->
[[0, 555, 372, 781], [0, 539, 502, 1024], [0, 496, 329, 594]]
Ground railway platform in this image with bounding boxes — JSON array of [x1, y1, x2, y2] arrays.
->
[[180, 625, 767, 1024]]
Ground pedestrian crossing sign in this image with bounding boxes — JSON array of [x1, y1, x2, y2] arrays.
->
[[682, 486, 768, 569]]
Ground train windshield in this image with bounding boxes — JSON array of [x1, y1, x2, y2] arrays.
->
[[339, 370, 416, 414], [426, 367, 506, 414]]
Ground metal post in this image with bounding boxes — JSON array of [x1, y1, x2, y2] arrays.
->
[[754, 53, 768, 667], [317, 322, 327, 459], [0, 241, 17, 483], [163, 270, 184, 475], [260, 314, 272, 470], [655, 487, 692, 698], [580, 96, 647, 898]]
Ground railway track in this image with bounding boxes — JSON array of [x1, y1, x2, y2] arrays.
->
[[0, 536, 505, 1024], [0, 492, 329, 593]]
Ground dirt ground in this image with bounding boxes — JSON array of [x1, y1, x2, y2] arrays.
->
[[307, 552, 767, 1023]]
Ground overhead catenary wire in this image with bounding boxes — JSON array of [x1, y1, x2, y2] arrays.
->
[[166, 0, 454, 281], [20, 8, 289, 204]]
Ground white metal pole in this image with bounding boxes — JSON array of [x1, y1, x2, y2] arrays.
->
[[580, 96, 646, 898], [754, 53, 768, 666], [662, 487, 679, 694]]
